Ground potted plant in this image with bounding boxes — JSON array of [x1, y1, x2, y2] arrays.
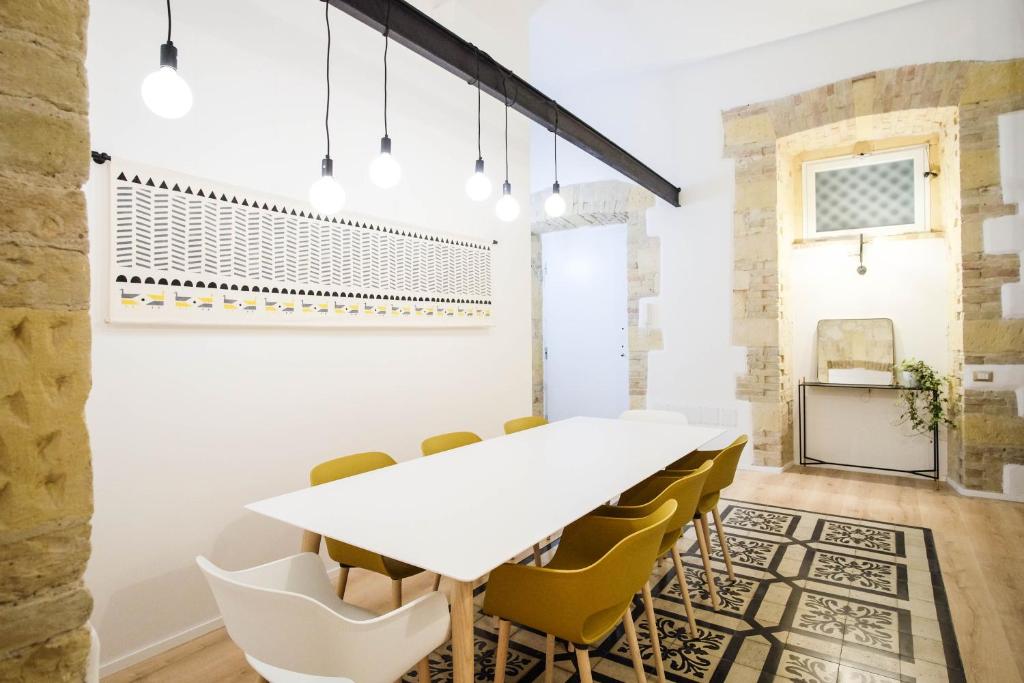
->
[[896, 359, 955, 435]]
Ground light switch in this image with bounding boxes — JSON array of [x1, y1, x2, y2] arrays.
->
[[972, 370, 994, 382]]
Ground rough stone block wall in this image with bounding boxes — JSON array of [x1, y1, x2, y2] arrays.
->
[[723, 59, 1024, 488], [0, 1, 93, 680], [531, 182, 659, 413]]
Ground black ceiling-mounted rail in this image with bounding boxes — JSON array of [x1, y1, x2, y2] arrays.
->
[[325, 0, 681, 207]]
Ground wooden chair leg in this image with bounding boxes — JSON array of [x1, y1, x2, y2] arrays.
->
[[494, 619, 510, 683], [694, 516, 721, 610], [669, 547, 699, 638], [641, 583, 667, 683], [711, 507, 736, 580], [532, 543, 543, 567], [576, 649, 594, 683], [544, 634, 555, 683], [392, 579, 403, 610], [432, 573, 442, 592], [336, 566, 349, 599], [621, 609, 647, 683], [416, 657, 431, 683]]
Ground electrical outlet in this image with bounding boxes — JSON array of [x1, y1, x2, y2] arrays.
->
[[972, 370, 994, 382]]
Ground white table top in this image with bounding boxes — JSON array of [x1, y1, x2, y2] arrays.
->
[[247, 416, 723, 582]]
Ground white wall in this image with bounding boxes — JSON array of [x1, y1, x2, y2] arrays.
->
[[529, 0, 1024, 465], [85, 0, 533, 672], [790, 238, 951, 474]]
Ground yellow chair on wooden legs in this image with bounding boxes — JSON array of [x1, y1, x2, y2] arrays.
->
[[483, 501, 678, 683], [593, 462, 712, 655], [503, 415, 548, 434], [309, 452, 425, 611], [664, 435, 748, 608]]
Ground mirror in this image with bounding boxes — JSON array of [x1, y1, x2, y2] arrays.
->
[[815, 318, 895, 385]]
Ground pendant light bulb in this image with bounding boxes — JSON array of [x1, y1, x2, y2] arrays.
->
[[310, 156, 345, 215], [142, 2, 191, 120], [544, 181, 566, 218], [495, 181, 520, 222], [369, 135, 401, 188], [465, 158, 492, 201]]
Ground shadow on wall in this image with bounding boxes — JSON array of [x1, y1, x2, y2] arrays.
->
[[96, 511, 296, 671]]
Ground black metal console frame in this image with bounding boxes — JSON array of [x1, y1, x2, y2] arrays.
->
[[797, 380, 940, 480]]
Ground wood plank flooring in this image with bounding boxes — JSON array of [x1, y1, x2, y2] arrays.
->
[[103, 467, 1024, 683]]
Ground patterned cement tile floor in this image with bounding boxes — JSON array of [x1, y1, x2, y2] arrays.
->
[[405, 500, 964, 683]]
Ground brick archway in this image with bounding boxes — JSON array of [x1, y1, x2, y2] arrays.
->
[[530, 181, 661, 416], [723, 59, 1024, 492]]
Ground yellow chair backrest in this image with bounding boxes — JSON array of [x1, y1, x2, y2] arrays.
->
[[420, 431, 482, 456], [484, 500, 676, 645], [613, 461, 713, 534], [310, 451, 396, 486], [503, 416, 548, 434], [705, 435, 747, 494]]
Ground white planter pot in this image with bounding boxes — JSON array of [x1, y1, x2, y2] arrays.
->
[[900, 371, 918, 388]]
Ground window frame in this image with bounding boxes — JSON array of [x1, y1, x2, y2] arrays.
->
[[802, 145, 930, 240]]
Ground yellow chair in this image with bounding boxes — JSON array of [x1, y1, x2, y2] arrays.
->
[[503, 415, 548, 434], [309, 452, 424, 609], [664, 435, 749, 608], [420, 431, 482, 456], [594, 463, 712, 646], [483, 501, 678, 683]]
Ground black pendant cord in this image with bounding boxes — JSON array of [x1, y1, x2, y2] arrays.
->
[[324, 1, 332, 159], [165, 0, 172, 42], [553, 103, 559, 184], [475, 47, 482, 161], [502, 77, 509, 184], [500, 72, 519, 184], [383, 0, 391, 138]]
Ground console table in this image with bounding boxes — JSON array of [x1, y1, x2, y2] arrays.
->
[[797, 380, 939, 480]]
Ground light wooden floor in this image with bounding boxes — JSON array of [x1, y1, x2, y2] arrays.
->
[[104, 467, 1024, 683]]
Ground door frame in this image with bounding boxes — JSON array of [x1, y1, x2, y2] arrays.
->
[[530, 180, 661, 417]]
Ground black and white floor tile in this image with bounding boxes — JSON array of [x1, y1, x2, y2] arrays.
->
[[405, 500, 964, 682]]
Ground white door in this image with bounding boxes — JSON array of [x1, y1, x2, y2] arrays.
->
[[542, 223, 628, 421]]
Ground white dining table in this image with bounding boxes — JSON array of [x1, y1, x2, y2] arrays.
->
[[246, 416, 723, 682]]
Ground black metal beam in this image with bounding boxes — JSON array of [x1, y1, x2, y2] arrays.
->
[[325, 0, 682, 207]]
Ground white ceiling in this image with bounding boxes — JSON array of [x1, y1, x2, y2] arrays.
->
[[529, 0, 930, 83]]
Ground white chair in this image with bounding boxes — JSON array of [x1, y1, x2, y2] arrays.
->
[[619, 408, 689, 424], [197, 553, 449, 683]]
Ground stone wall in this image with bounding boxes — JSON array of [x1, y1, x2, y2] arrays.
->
[[530, 181, 659, 415], [0, 2, 94, 680], [723, 60, 1024, 490]]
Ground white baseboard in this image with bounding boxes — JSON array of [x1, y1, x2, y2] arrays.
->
[[947, 477, 1024, 503], [98, 615, 224, 678], [99, 564, 341, 677]]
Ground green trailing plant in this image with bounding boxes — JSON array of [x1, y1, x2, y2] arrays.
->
[[896, 359, 956, 435]]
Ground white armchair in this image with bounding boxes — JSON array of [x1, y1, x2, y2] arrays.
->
[[197, 552, 449, 683]]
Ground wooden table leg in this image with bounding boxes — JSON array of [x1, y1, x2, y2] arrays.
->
[[450, 580, 475, 683], [300, 530, 321, 553]]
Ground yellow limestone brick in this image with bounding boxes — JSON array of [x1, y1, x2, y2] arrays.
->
[[723, 112, 776, 147], [960, 147, 1001, 190], [962, 413, 1024, 447], [959, 60, 1024, 104]]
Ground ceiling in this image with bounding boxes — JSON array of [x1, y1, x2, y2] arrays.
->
[[529, 0, 930, 83]]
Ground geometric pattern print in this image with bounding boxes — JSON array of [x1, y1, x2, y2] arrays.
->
[[108, 162, 493, 327], [405, 500, 965, 682], [814, 159, 916, 232]]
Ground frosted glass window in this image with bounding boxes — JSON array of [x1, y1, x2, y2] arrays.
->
[[803, 146, 928, 238]]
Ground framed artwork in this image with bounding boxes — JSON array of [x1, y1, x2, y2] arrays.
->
[[106, 159, 493, 328]]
